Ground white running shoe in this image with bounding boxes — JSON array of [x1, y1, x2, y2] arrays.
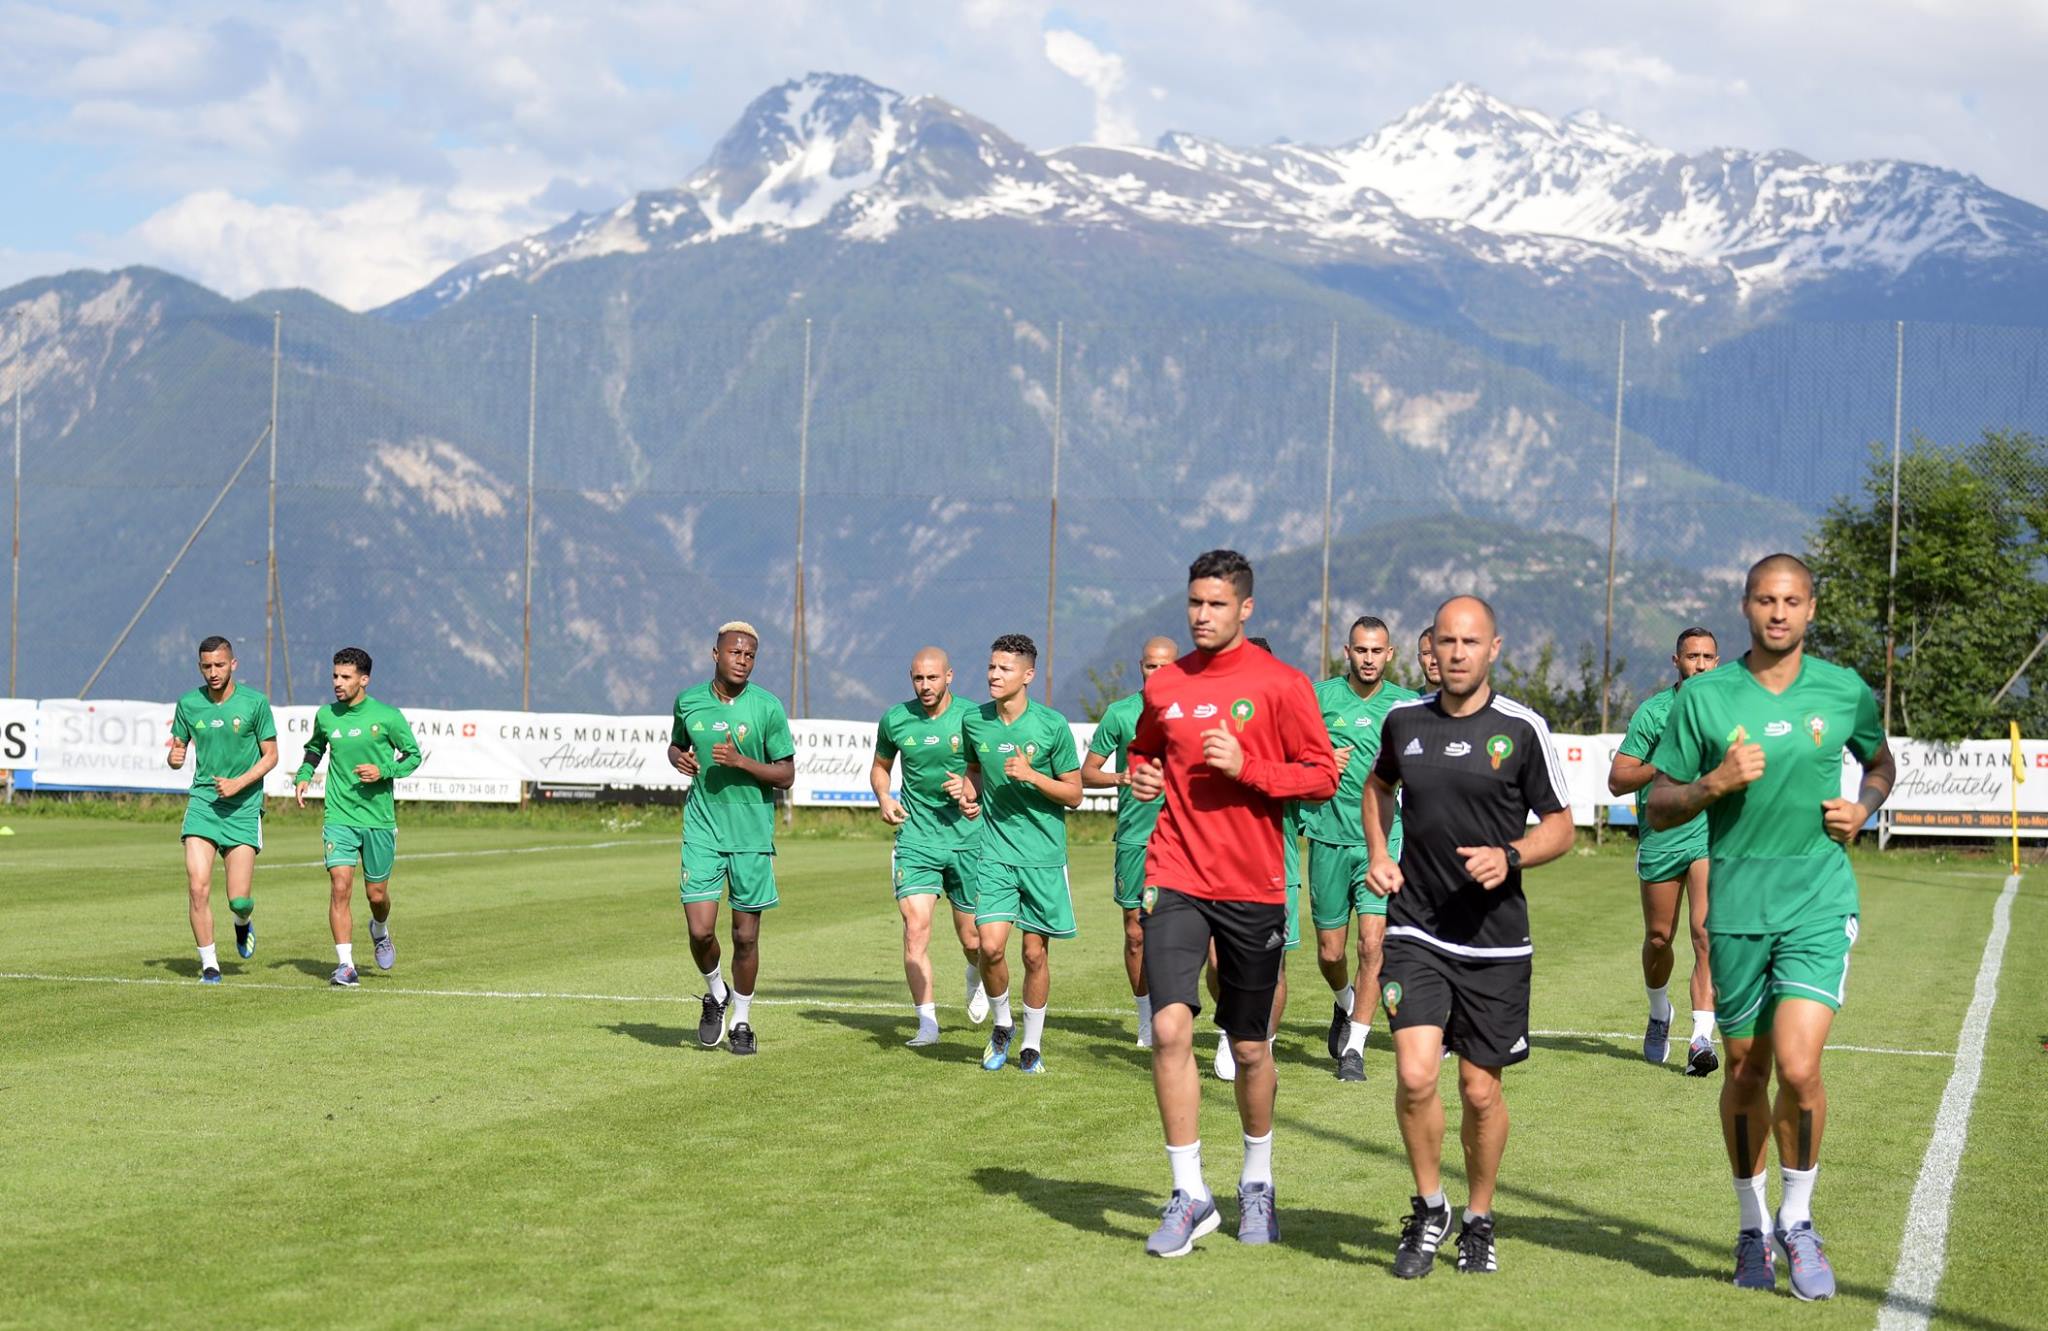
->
[[965, 965, 990, 1024], [906, 1022, 941, 1048], [1214, 1032, 1236, 1082]]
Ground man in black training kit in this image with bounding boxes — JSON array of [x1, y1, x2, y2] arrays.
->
[[1364, 595, 1574, 1278]]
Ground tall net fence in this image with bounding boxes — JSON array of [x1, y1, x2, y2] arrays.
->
[[3, 305, 2044, 733]]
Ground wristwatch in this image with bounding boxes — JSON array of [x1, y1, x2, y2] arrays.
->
[[1503, 845, 1522, 870]]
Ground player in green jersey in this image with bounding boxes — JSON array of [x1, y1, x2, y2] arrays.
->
[[1081, 635, 1179, 1048], [871, 647, 988, 1047], [1609, 626, 1721, 1074], [945, 633, 1082, 1074], [1305, 616, 1419, 1081], [1648, 555, 1894, 1300], [292, 647, 422, 987], [667, 622, 796, 1057], [168, 636, 279, 983]]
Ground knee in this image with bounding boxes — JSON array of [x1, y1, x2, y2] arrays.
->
[[1459, 1073, 1503, 1116], [365, 883, 389, 906], [1727, 1049, 1772, 1092], [1645, 927, 1675, 953], [1775, 1056, 1823, 1098], [1317, 935, 1346, 967], [902, 921, 932, 951], [1395, 1058, 1439, 1101], [328, 877, 352, 901], [1356, 936, 1383, 968], [1021, 938, 1049, 971]]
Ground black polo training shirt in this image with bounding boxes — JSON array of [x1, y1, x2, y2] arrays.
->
[[1371, 690, 1567, 960]]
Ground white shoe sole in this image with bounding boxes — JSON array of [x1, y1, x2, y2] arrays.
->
[[1149, 1207, 1221, 1258], [1214, 1041, 1236, 1081], [906, 1029, 941, 1047]]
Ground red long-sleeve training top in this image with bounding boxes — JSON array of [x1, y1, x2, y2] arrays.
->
[[1129, 640, 1339, 904]]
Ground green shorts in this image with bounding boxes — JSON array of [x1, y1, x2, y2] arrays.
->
[[1307, 840, 1390, 929], [182, 795, 262, 854], [323, 824, 395, 882], [1637, 836, 1707, 885], [893, 843, 977, 913], [975, 862, 1076, 939], [1711, 914, 1859, 1039], [680, 842, 778, 912], [1283, 880, 1301, 951], [1113, 842, 1149, 911]]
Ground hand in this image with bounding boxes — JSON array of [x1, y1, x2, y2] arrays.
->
[[167, 740, 187, 770], [878, 795, 908, 826], [294, 780, 310, 809], [668, 744, 698, 777], [353, 763, 382, 782], [1199, 725, 1245, 779], [710, 739, 745, 769], [1821, 798, 1868, 845], [1710, 730, 1766, 795], [1127, 756, 1164, 802], [213, 774, 245, 800], [1333, 745, 1355, 775], [1457, 845, 1510, 890], [942, 772, 973, 808], [1002, 751, 1034, 782], [1366, 856, 1403, 898]]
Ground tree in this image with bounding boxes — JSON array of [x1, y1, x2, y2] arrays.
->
[[1495, 641, 1629, 733], [1809, 430, 2048, 742], [1078, 663, 1130, 723]]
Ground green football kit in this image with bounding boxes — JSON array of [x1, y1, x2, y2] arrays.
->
[[1650, 655, 1884, 1037], [1087, 691, 1164, 912], [962, 699, 1080, 938], [173, 684, 277, 853], [1618, 684, 1711, 883], [1304, 676, 1417, 930], [293, 696, 422, 882], [672, 681, 795, 912], [876, 695, 980, 913]]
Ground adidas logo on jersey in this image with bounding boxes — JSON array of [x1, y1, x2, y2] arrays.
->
[[1164, 703, 1184, 719], [1444, 740, 1472, 757], [1403, 738, 1423, 755]]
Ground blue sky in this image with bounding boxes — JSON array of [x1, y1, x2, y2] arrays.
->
[[3, 0, 2042, 309]]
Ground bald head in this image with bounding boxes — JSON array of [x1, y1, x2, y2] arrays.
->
[[908, 646, 954, 710], [1744, 552, 1815, 597], [1431, 595, 1501, 701], [1139, 635, 1177, 683], [910, 646, 950, 671], [1435, 594, 1498, 636]]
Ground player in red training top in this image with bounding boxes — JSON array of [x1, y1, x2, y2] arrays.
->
[[1125, 549, 1338, 1257]]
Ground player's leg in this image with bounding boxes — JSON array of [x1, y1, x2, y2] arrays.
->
[[182, 836, 222, 982], [1208, 897, 1284, 1245], [943, 852, 988, 1023], [897, 882, 942, 1045], [1442, 956, 1528, 1273], [1338, 888, 1387, 1078], [1385, 944, 1455, 1279], [1681, 859, 1718, 1074], [1308, 842, 1355, 1058], [326, 863, 358, 985], [1712, 928, 1779, 1289], [725, 906, 763, 1054], [221, 840, 257, 960], [1011, 866, 1073, 1073], [1122, 908, 1152, 1046], [1017, 931, 1052, 1071], [1141, 889, 1221, 1256], [1206, 939, 1234, 1081], [976, 913, 1016, 1069], [1764, 913, 1855, 1299], [360, 829, 396, 972], [1639, 872, 1683, 1063], [680, 842, 732, 1044]]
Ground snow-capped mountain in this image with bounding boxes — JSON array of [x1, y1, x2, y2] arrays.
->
[[383, 73, 2048, 322]]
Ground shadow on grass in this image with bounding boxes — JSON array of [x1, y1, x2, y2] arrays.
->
[[796, 1007, 951, 1060], [142, 956, 204, 978], [605, 1022, 719, 1052], [972, 1166, 1383, 1265], [771, 976, 901, 999], [268, 957, 340, 980], [1536, 1033, 1670, 1069], [1051, 1016, 1154, 1072]]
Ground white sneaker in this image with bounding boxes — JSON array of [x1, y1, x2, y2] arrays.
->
[[1214, 1033, 1236, 1082], [906, 1022, 941, 1048], [1137, 1022, 1154, 1049], [966, 965, 990, 1024]]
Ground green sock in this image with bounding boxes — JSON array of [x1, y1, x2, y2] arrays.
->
[[229, 896, 254, 920]]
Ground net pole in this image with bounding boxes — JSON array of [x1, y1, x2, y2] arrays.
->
[[1881, 320, 1904, 737], [1598, 321, 1626, 847], [793, 318, 812, 718], [9, 383, 19, 699], [522, 313, 538, 712], [1045, 320, 1063, 705], [265, 312, 280, 696], [1319, 321, 1338, 675]]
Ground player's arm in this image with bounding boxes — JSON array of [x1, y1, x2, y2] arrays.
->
[[216, 737, 279, 800], [1213, 676, 1338, 800], [374, 712, 425, 782], [1024, 765, 1084, 809], [869, 736, 906, 826], [1080, 750, 1126, 790], [1362, 771, 1405, 897], [167, 708, 190, 770], [1608, 752, 1657, 796], [717, 748, 794, 789], [1646, 692, 1760, 830], [667, 703, 699, 778], [1822, 688, 1895, 844], [293, 714, 328, 807], [1457, 726, 1574, 889], [944, 758, 984, 818]]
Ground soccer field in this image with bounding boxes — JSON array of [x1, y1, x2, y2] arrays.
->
[[1, 811, 2040, 1330]]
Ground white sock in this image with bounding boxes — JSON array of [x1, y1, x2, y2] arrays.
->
[[1022, 1003, 1047, 1052], [990, 989, 1013, 1029], [197, 943, 218, 971], [703, 966, 729, 1004], [1241, 1131, 1274, 1188], [1778, 1165, 1818, 1229], [1167, 1140, 1209, 1201], [1692, 1010, 1717, 1042], [1646, 985, 1674, 1022], [965, 962, 984, 994], [914, 1001, 937, 1031], [730, 990, 753, 1027], [336, 942, 354, 968], [1136, 993, 1153, 1029], [1343, 1020, 1370, 1055], [1334, 983, 1355, 1012], [1734, 1173, 1770, 1232], [369, 916, 389, 941]]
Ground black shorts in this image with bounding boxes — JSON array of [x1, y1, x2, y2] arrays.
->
[[1141, 887, 1286, 1040], [1381, 938, 1532, 1068]]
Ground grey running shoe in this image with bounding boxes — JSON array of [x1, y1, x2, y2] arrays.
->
[[373, 931, 395, 971], [330, 964, 359, 988], [1237, 1182, 1279, 1245], [1393, 1196, 1452, 1279], [698, 992, 728, 1047], [728, 1021, 757, 1056], [1326, 1000, 1350, 1060], [1335, 1050, 1365, 1082], [1776, 1222, 1835, 1300], [1684, 1035, 1719, 1077], [1732, 1228, 1776, 1290], [1145, 1189, 1220, 1258], [1643, 1015, 1671, 1064], [1454, 1213, 1497, 1273]]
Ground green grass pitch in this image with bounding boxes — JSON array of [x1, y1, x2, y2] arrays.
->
[[1, 807, 2042, 1330]]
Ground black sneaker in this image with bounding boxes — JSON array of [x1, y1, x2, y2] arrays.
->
[[698, 992, 729, 1047], [1335, 1050, 1365, 1082], [1393, 1196, 1452, 1279], [1455, 1213, 1497, 1273], [1326, 1000, 1351, 1060], [728, 1022, 757, 1056]]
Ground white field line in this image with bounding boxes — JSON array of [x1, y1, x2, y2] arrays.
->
[[258, 838, 660, 869], [1875, 871, 2021, 1331], [0, 971, 1958, 1056]]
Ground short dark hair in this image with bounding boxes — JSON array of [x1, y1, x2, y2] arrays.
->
[[1246, 636, 1272, 652], [1745, 552, 1815, 596], [1675, 626, 1717, 654], [1188, 548, 1253, 599], [197, 635, 232, 656], [990, 633, 1037, 664], [1348, 615, 1389, 640], [333, 646, 373, 675], [1418, 626, 1434, 645]]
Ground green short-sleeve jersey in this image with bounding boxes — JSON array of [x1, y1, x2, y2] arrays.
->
[[672, 681, 794, 854], [875, 696, 979, 854], [1618, 685, 1709, 859], [172, 684, 277, 812], [1087, 692, 1162, 847], [291, 696, 422, 829], [1304, 677, 1418, 845], [963, 699, 1079, 868], [1650, 655, 1885, 932]]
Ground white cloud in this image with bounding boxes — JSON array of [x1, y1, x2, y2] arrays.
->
[[1042, 28, 1142, 145]]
